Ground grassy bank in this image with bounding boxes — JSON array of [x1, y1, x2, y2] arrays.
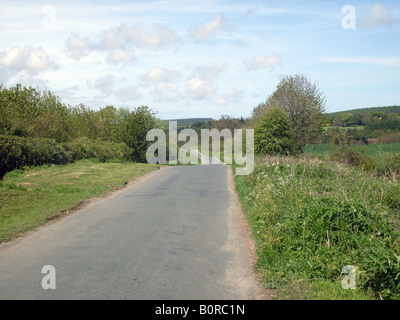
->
[[0, 160, 160, 243], [234, 156, 400, 300]]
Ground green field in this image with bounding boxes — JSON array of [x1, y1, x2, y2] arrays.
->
[[0, 160, 160, 243], [304, 143, 400, 161]]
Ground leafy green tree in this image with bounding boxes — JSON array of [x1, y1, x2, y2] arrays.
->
[[121, 106, 158, 162], [254, 106, 293, 155], [0, 84, 41, 136], [252, 74, 326, 151]]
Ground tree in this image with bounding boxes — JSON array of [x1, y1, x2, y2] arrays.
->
[[121, 106, 158, 162], [254, 106, 293, 155], [252, 74, 326, 151]]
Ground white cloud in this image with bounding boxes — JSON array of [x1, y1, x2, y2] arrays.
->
[[94, 74, 115, 95], [141, 67, 180, 83], [66, 33, 91, 60], [195, 60, 228, 80], [244, 54, 282, 71], [118, 85, 141, 102], [362, 3, 398, 28], [323, 56, 400, 67], [98, 23, 180, 50], [216, 88, 243, 105], [157, 82, 178, 92], [0, 45, 56, 74], [152, 81, 180, 102], [106, 48, 135, 65], [190, 14, 229, 42], [184, 77, 217, 100], [141, 67, 180, 101], [182, 60, 228, 101]]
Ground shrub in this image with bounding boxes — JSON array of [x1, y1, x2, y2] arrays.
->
[[254, 106, 294, 155], [0, 135, 70, 179], [377, 153, 400, 179], [328, 147, 376, 171], [378, 132, 400, 144], [62, 137, 132, 163]]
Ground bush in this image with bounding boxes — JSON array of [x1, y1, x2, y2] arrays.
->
[[254, 106, 294, 155], [378, 132, 400, 144], [0, 135, 71, 179], [62, 137, 132, 163], [377, 153, 400, 179], [328, 147, 376, 171]]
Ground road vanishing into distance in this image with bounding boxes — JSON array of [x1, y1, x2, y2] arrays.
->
[[0, 163, 265, 300]]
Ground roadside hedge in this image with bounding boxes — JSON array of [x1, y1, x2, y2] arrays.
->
[[0, 135, 70, 179], [62, 137, 132, 163], [0, 135, 134, 179]]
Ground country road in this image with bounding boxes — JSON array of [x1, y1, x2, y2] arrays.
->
[[0, 164, 267, 300]]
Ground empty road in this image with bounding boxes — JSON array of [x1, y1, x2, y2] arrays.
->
[[0, 164, 265, 300]]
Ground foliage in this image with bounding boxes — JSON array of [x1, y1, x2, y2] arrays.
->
[[62, 137, 132, 163], [121, 106, 158, 162], [328, 147, 376, 171], [253, 74, 326, 151], [0, 84, 167, 177], [0, 135, 71, 179], [254, 106, 293, 155], [234, 156, 400, 299]]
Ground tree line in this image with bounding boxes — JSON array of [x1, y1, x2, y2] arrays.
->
[[0, 84, 164, 178]]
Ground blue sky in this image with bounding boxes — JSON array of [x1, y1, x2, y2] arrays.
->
[[0, 0, 399, 119]]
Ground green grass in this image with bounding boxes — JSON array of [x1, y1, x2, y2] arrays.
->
[[305, 143, 400, 161], [234, 156, 400, 300], [0, 160, 160, 243], [276, 280, 375, 300]]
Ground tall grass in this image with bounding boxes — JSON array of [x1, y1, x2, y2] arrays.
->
[[234, 156, 400, 299]]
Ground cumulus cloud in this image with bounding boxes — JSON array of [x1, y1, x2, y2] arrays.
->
[[140, 67, 180, 83], [98, 23, 180, 50], [140, 67, 181, 101], [244, 54, 282, 71], [118, 85, 141, 102], [184, 77, 217, 100], [66, 33, 91, 59], [183, 60, 228, 101], [216, 89, 243, 105], [190, 14, 229, 42], [94, 74, 116, 95], [0, 45, 56, 75], [106, 48, 134, 65], [66, 23, 179, 66], [362, 3, 398, 28], [194, 60, 228, 80]]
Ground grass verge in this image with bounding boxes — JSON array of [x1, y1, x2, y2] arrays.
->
[[234, 155, 400, 300], [0, 159, 160, 243]]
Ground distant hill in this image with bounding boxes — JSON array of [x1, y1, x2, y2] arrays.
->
[[168, 118, 213, 127], [326, 105, 400, 118]]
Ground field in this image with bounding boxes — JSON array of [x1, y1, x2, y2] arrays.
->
[[304, 143, 400, 161], [0, 160, 160, 243]]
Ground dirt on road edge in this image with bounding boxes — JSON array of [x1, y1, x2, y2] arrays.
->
[[224, 165, 274, 300]]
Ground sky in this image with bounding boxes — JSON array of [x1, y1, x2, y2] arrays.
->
[[0, 0, 399, 120]]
